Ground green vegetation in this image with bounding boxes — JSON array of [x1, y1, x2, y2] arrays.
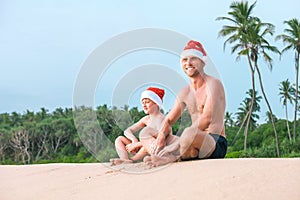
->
[[0, 1, 299, 164], [0, 106, 188, 164], [225, 119, 300, 158], [0, 105, 299, 165], [216, 0, 300, 157]]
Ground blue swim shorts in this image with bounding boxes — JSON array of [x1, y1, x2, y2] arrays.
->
[[208, 133, 227, 159]]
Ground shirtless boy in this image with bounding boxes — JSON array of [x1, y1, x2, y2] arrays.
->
[[110, 87, 177, 165]]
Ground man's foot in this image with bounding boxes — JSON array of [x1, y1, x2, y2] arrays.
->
[[110, 158, 133, 166], [144, 154, 178, 167], [143, 156, 151, 162]]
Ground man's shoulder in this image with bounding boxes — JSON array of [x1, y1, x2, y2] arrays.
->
[[178, 85, 191, 97], [206, 74, 221, 82], [206, 75, 223, 87]]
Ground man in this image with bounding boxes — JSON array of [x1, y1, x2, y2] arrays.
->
[[140, 40, 227, 167]]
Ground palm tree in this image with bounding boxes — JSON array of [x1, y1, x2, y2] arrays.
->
[[236, 89, 261, 129], [243, 15, 281, 157], [217, 1, 281, 156], [233, 89, 261, 149], [23, 110, 35, 122], [36, 107, 49, 121], [279, 79, 294, 141], [224, 111, 235, 128], [265, 111, 278, 124], [276, 18, 300, 141], [216, 1, 257, 151], [10, 112, 22, 126]]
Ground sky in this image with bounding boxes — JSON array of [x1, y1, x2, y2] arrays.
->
[[0, 0, 299, 123]]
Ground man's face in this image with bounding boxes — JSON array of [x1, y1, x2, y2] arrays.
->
[[181, 56, 204, 77]]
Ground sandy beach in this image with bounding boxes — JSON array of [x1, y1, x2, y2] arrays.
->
[[1, 158, 299, 200]]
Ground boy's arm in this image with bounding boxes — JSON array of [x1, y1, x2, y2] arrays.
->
[[124, 116, 147, 143]]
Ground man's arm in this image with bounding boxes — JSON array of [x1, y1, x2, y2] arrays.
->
[[153, 93, 186, 154], [202, 78, 226, 133]]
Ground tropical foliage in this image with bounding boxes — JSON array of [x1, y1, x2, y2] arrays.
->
[[0, 1, 299, 164], [278, 79, 294, 141], [0, 105, 299, 165], [276, 18, 300, 141], [217, 0, 300, 156]]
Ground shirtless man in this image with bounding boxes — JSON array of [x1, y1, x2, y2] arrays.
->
[[142, 40, 227, 167], [110, 87, 179, 165]]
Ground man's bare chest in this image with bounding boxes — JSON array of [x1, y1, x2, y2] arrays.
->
[[185, 89, 207, 114]]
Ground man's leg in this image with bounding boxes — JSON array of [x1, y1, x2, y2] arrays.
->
[[157, 135, 180, 157], [179, 127, 216, 160], [144, 135, 180, 167]]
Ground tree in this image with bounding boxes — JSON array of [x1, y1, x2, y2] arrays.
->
[[216, 0, 281, 156], [265, 111, 278, 124], [0, 130, 9, 162], [10, 129, 31, 164], [10, 112, 22, 127], [276, 18, 300, 141], [224, 112, 235, 128], [279, 79, 294, 141], [249, 20, 281, 156], [216, 0, 257, 152], [236, 90, 261, 129], [36, 107, 49, 121], [0, 113, 11, 129], [234, 89, 261, 149], [22, 110, 35, 122], [35, 119, 53, 161]]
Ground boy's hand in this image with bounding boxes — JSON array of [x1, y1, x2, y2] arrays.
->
[[126, 142, 141, 153]]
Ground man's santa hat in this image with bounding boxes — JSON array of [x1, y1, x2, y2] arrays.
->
[[181, 40, 207, 64], [140, 87, 165, 108]]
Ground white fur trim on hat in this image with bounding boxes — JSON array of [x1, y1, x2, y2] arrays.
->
[[180, 49, 207, 63], [140, 90, 163, 108]]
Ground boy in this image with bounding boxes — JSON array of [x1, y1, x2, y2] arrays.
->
[[110, 87, 166, 165]]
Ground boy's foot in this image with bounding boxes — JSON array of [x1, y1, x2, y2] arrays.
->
[[110, 158, 133, 166]]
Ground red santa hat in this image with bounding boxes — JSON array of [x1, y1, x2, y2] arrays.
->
[[180, 40, 207, 63], [140, 87, 165, 108]]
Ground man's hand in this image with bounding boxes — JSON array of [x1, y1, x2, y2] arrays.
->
[[157, 137, 179, 157], [151, 134, 166, 155]]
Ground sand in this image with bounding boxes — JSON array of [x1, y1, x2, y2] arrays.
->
[[0, 158, 299, 200]]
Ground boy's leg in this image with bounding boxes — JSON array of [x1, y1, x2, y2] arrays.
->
[[110, 136, 132, 166], [130, 147, 148, 162], [115, 136, 131, 159], [139, 127, 157, 154]]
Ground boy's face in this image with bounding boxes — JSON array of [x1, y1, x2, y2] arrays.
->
[[141, 98, 158, 114]]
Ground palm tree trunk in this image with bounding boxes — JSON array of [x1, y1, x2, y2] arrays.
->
[[255, 63, 280, 157], [232, 110, 250, 146], [244, 74, 255, 151], [285, 104, 292, 141], [293, 51, 299, 141], [243, 55, 256, 152]]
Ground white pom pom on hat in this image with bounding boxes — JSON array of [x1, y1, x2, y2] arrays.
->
[[180, 40, 207, 64], [140, 87, 165, 108]]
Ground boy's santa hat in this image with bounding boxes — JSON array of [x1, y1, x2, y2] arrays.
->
[[140, 87, 165, 108], [181, 40, 207, 64]]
